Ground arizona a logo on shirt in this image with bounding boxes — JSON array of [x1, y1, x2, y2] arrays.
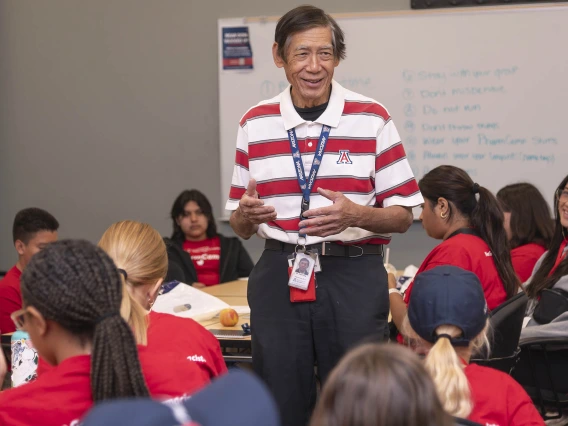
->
[[337, 150, 353, 164]]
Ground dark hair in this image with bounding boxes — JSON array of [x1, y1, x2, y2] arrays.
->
[[526, 175, 568, 299], [13, 207, 59, 244], [20, 239, 150, 402], [497, 183, 554, 249], [419, 165, 520, 299], [170, 189, 217, 240], [310, 343, 453, 426], [275, 5, 346, 63]]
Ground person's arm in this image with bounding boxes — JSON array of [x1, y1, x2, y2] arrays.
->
[[299, 188, 412, 237], [388, 273, 407, 331], [0, 346, 7, 387], [230, 179, 277, 240]]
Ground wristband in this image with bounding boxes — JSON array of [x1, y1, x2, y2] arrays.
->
[[388, 288, 402, 296]]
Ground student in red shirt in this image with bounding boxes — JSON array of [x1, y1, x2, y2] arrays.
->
[[0, 240, 209, 426], [402, 265, 544, 426], [0, 240, 148, 425], [389, 166, 520, 334], [98, 220, 227, 379], [165, 190, 253, 287], [497, 183, 554, 282], [0, 208, 58, 334]]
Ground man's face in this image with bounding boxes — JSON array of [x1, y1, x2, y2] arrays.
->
[[273, 26, 339, 108], [299, 259, 309, 272], [15, 230, 58, 270]]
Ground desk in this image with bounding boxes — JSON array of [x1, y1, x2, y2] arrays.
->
[[199, 280, 252, 363]]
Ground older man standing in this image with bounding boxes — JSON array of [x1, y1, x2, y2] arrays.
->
[[226, 6, 423, 425]]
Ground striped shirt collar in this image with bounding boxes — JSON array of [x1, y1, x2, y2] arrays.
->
[[280, 79, 346, 130]]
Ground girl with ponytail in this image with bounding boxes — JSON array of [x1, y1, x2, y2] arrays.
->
[[98, 220, 227, 379], [521, 174, 568, 340], [390, 165, 519, 332], [0, 240, 206, 426], [403, 266, 543, 425]]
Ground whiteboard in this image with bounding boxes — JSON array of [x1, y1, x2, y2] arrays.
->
[[218, 5, 568, 219]]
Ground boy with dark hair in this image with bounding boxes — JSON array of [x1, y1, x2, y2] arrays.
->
[[0, 208, 59, 333]]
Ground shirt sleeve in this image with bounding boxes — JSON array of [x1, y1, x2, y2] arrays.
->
[[225, 124, 251, 211], [0, 287, 22, 334], [375, 119, 424, 209]]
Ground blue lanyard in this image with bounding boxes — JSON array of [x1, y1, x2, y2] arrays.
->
[[287, 125, 331, 217]]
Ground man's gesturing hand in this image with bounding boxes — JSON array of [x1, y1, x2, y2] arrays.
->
[[298, 188, 361, 237], [238, 179, 277, 225]]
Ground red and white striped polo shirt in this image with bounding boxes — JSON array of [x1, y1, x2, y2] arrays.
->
[[226, 80, 423, 245]]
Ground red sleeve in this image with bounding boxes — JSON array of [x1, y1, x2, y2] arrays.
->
[[0, 287, 22, 334]]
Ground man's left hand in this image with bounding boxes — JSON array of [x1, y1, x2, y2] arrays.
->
[[298, 188, 361, 237]]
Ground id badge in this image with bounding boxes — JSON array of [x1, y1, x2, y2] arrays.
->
[[288, 253, 315, 290], [308, 249, 322, 273]]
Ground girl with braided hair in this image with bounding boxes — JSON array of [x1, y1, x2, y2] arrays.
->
[[0, 240, 206, 426], [98, 220, 227, 379]]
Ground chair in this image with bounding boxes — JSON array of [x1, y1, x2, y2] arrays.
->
[[470, 292, 528, 374], [512, 337, 568, 421]]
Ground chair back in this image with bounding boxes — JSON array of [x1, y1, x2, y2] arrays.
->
[[489, 292, 528, 358], [470, 292, 528, 373], [512, 337, 568, 420]]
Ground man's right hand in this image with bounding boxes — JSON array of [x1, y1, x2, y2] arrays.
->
[[238, 179, 277, 225]]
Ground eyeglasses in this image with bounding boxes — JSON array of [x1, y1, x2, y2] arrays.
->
[[10, 308, 28, 331], [556, 188, 568, 203]]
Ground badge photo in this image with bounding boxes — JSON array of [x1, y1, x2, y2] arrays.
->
[[288, 253, 315, 290]]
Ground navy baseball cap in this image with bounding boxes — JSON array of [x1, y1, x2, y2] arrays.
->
[[407, 265, 488, 347], [83, 370, 281, 426]]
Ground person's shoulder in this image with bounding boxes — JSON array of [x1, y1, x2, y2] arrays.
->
[[149, 311, 208, 334], [0, 373, 48, 405], [342, 87, 391, 122], [239, 96, 282, 127], [0, 266, 20, 287], [512, 243, 546, 258]]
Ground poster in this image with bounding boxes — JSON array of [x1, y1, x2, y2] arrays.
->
[[222, 26, 253, 70]]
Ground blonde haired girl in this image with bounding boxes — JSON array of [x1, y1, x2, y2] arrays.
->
[[99, 220, 227, 379], [403, 265, 544, 426]]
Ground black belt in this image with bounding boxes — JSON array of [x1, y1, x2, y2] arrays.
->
[[264, 239, 383, 257]]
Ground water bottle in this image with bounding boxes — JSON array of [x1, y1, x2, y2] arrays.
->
[[11, 330, 38, 387]]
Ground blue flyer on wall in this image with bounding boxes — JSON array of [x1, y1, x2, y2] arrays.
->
[[222, 26, 253, 70]]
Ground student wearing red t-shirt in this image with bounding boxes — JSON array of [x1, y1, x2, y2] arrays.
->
[[497, 183, 554, 283], [389, 166, 520, 334], [0, 240, 206, 426], [165, 190, 253, 287], [521, 175, 568, 340], [98, 220, 227, 379], [402, 266, 544, 426], [0, 208, 58, 334]]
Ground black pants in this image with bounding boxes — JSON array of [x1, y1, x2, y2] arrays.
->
[[248, 248, 389, 426]]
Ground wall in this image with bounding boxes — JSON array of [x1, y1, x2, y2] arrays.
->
[[0, 0, 436, 271]]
